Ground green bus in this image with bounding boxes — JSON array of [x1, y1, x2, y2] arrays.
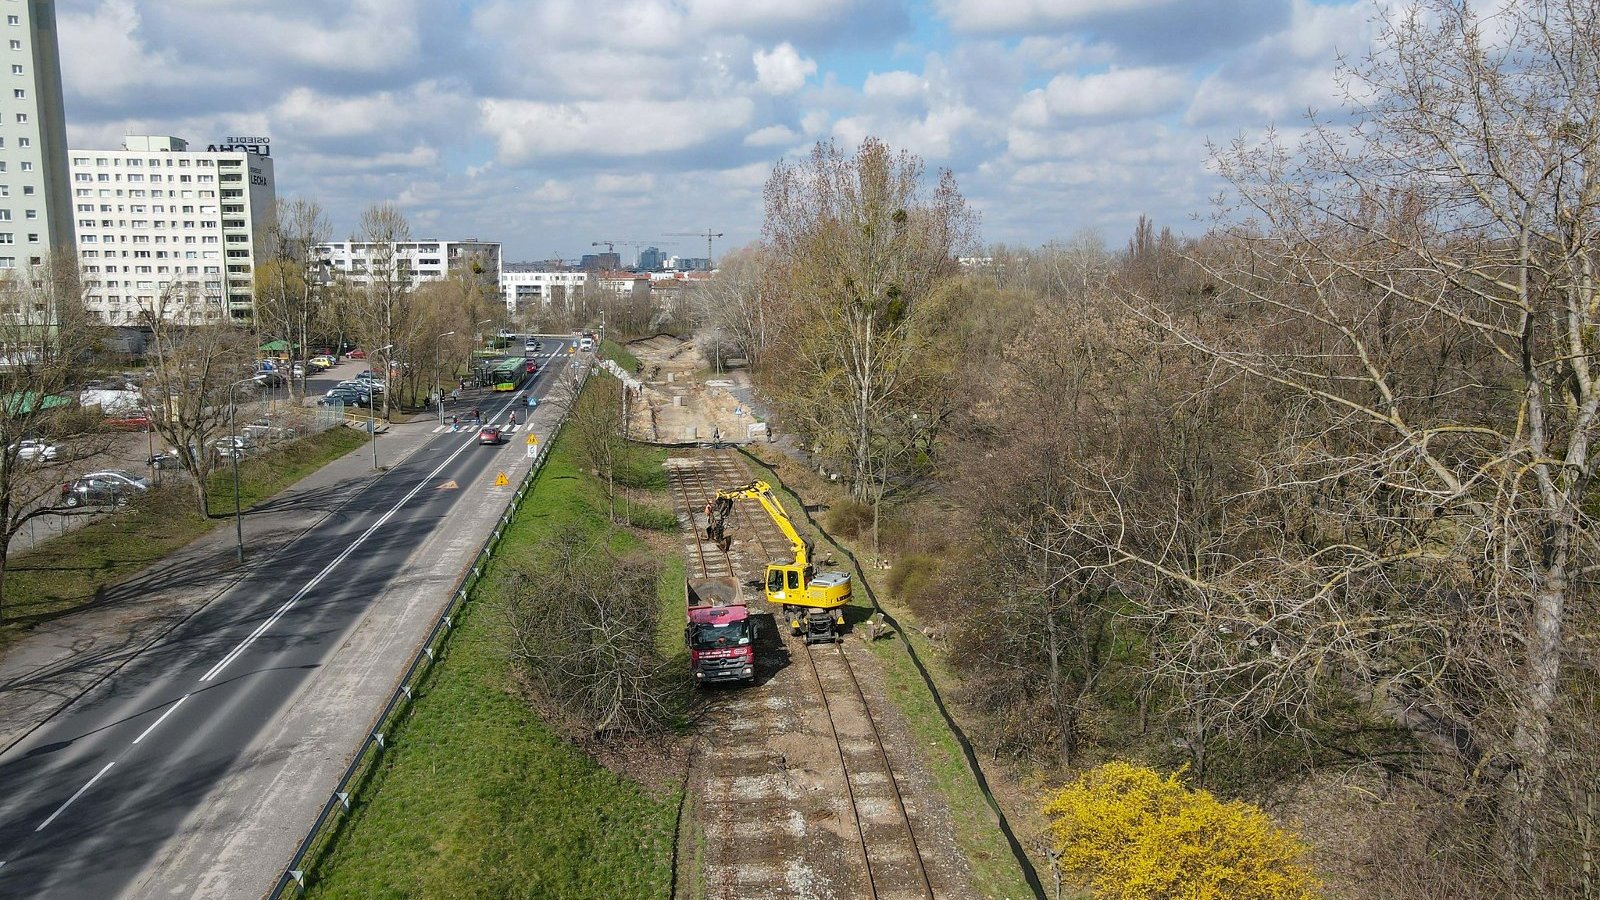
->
[[488, 357, 527, 391]]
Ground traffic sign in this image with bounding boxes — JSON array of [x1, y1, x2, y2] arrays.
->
[[494, 471, 509, 486], [525, 433, 538, 445]]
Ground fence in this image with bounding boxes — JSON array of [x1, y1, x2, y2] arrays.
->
[[265, 366, 588, 898]]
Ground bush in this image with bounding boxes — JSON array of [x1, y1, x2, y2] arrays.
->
[[886, 553, 939, 607], [626, 503, 678, 532], [1043, 762, 1321, 900], [823, 497, 873, 540]]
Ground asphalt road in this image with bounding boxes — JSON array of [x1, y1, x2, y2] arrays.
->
[[0, 340, 572, 898]]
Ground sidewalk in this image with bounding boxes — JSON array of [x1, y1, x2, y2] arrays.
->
[[0, 418, 440, 754]]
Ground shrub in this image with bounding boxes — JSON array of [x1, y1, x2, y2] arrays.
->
[[886, 553, 939, 608], [1042, 761, 1321, 900], [822, 497, 873, 540]]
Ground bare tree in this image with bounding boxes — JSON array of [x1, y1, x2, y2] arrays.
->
[[761, 138, 977, 505], [254, 198, 331, 399], [1065, 2, 1600, 890], [348, 204, 413, 419], [495, 529, 674, 736], [140, 287, 257, 517], [0, 260, 107, 619], [692, 245, 772, 367]]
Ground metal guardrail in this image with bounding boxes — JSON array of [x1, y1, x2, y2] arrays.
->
[[266, 367, 589, 898]]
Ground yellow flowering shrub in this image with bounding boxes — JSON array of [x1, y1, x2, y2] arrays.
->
[[1042, 761, 1320, 900]]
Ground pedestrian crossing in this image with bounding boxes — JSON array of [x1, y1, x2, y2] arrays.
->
[[431, 421, 531, 434]]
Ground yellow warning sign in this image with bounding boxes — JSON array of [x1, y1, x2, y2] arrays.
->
[[494, 472, 509, 487], [525, 433, 538, 445], [437, 480, 459, 490]]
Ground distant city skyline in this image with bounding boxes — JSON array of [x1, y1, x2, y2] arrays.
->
[[56, 0, 1383, 259]]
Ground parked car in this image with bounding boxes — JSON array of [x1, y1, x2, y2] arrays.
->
[[211, 436, 255, 459], [478, 425, 503, 445], [320, 388, 369, 408], [348, 348, 368, 360], [254, 371, 286, 388], [149, 451, 181, 470], [60, 470, 149, 507], [13, 439, 59, 462], [290, 362, 306, 378], [309, 355, 337, 370]]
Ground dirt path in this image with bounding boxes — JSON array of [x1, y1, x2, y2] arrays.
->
[[667, 449, 977, 899]]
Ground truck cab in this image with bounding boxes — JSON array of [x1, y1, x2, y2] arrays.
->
[[687, 604, 756, 684]]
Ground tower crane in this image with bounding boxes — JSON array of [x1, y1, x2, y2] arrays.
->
[[666, 229, 725, 268]]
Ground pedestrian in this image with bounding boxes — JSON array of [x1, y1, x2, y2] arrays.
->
[[471, 405, 480, 421], [509, 410, 519, 427], [450, 387, 460, 402], [451, 415, 459, 428]]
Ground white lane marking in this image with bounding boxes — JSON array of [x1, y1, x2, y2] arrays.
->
[[198, 389, 529, 684], [35, 761, 115, 832], [133, 694, 189, 744]]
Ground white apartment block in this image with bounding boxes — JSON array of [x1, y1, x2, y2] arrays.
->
[[500, 267, 595, 314], [72, 135, 276, 323], [316, 239, 501, 290], [0, 0, 73, 269]]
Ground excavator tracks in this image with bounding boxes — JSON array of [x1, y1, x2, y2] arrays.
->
[[665, 448, 945, 900]]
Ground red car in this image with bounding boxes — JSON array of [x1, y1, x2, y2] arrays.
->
[[478, 426, 502, 445], [348, 348, 368, 359]]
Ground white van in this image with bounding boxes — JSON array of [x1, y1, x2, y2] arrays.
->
[[578, 337, 594, 352]]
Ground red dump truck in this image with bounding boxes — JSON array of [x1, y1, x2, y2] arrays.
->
[[686, 575, 756, 685]]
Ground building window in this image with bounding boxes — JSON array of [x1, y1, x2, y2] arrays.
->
[[6, 16, 18, 25], [14, 113, 24, 123], [0, 234, 11, 244], [26, 233, 36, 243], [0, 210, 10, 221], [19, 162, 30, 171], [21, 186, 30, 195], [11, 89, 22, 98], [16, 137, 26, 147], [13, 65, 24, 74], [7, 40, 17, 50]]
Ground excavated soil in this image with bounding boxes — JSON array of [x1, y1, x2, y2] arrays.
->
[[627, 335, 766, 444]]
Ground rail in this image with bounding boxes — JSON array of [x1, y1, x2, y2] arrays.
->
[[265, 365, 590, 898]]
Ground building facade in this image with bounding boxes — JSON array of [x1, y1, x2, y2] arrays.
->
[[72, 136, 276, 323], [316, 239, 501, 291], [0, 0, 73, 269], [500, 264, 595, 314]]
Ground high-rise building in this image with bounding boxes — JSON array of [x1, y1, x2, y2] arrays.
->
[[0, 0, 74, 270], [637, 246, 664, 271], [500, 261, 595, 314], [71, 136, 276, 323]]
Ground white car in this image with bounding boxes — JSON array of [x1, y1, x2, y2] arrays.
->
[[14, 439, 59, 462]]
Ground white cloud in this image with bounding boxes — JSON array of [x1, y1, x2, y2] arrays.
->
[[595, 173, 658, 194], [862, 70, 925, 103], [744, 124, 799, 147], [1038, 67, 1192, 121], [753, 43, 817, 94], [480, 97, 756, 161], [935, 0, 1170, 33]]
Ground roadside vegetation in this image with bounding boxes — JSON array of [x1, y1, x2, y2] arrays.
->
[[0, 425, 366, 652], [307, 374, 686, 899], [683, 4, 1600, 896]]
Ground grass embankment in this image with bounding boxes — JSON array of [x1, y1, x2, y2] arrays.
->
[[738, 450, 1040, 900], [306, 404, 684, 899], [601, 338, 641, 372], [0, 426, 368, 650]]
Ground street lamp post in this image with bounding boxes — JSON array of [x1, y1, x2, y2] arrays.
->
[[435, 331, 455, 426], [227, 377, 259, 563], [370, 343, 394, 470]]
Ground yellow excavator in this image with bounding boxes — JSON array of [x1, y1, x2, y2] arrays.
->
[[706, 480, 852, 644]]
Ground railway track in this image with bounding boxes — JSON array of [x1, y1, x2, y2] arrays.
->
[[667, 448, 939, 898]]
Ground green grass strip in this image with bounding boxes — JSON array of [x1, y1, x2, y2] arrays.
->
[[306, 417, 681, 899]]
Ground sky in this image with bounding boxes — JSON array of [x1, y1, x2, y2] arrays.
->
[[55, 0, 1385, 263]]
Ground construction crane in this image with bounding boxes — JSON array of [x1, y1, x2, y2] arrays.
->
[[666, 229, 725, 268], [590, 240, 616, 254]]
